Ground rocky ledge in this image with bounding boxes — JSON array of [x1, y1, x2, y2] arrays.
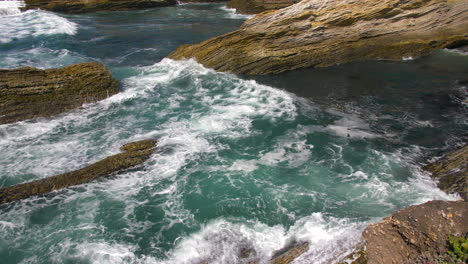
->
[[0, 62, 119, 125], [354, 200, 467, 264], [22, 0, 177, 13], [0, 139, 157, 205], [168, 0, 468, 75], [227, 0, 299, 14], [423, 145, 468, 200]]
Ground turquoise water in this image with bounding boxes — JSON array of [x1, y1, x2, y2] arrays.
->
[[0, 2, 467, 264]]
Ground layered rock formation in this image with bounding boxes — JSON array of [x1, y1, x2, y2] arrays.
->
[[227, 0, 299, 14], [0, 62, 119, 125], [23, 0, 177, 13], [423, 145, 468, 200], [0, 139, 157, 205], [168, 0, 468, 75], [361, 200, 467, 264]]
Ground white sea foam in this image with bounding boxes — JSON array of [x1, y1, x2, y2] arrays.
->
[[0, 1, 77, 43], [219, 5, 255, 20], [51, 239, 139, 264], [325, 109, 379, 139], [163, 214, 365, 264], [0, 0, 23, 16]]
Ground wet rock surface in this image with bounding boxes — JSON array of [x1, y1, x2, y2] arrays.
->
[[168, 0, 468, 75], [0, 139, 157, 205], [23, 0, 177, 14], [423, 145, 468, 200], [0, 62, 119, 125]]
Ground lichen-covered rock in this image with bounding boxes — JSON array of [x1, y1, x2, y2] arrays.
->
[[423, 145, 468, 200], [0, 139, 157, 205], [0, 62, 119, 125], [227, 0, 299, 14], [168, 0, 468, 75], [360, 200, 468, 264], [23, 0, 177, 14]]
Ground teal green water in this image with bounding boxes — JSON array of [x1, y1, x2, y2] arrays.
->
[[0, 2, 467, 264]]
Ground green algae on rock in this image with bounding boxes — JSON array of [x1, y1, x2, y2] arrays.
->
[[168, 0, 468, 75], [23, 0, 177, 14], [227, 0, 299, 14], [423, 145, 468, 200], [0, 139, 157, 205], [0, 62, 119, 125]]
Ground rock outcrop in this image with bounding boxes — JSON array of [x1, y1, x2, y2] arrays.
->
[[423, 145, 468, 200], [0, 139, 157, 205], [0, 62, 119, 125], [168, 0, 468, 75], [360, 200, 468, 264], [23, 0, 177, 13], [227, 0, 299, 14], [269, 241, 309, 264]]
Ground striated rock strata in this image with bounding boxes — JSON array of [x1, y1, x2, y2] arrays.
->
[[0, 139, 157, 205], [23, 0, 177, 13], [0, 62, 119, 125], [227, 0, 299, 14], [168, 0, 468, 75], [423, 145, 468, 200], [361, 200, 468, 264]]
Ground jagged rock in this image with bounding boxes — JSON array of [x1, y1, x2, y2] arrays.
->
[[227, 0, 299, 14], [22, 0, 177, 14], [423, 145, 468, 200], [0, 62, 119, 125], [270, 241, 309, 264], [353, 200, 468, 264], [168, 0, 468, 75], [0, 139, 157, 205]]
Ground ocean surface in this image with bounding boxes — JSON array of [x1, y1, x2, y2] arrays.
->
[[0, 1, 467, 263]]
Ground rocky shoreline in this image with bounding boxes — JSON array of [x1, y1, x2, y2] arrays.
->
[[0, 62, 119, 125], [2, 1, 467, 263], [168, 0, 468, 75]]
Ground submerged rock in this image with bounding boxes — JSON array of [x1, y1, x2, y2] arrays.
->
[[168, 0, 468, 75], [23, 0, 177, 14], [227, 0, 299, 14], [423, 145, 468, 200], [0, 139, 157, 205], [360, 200, 468, 264], [0, 62, 119, 125]]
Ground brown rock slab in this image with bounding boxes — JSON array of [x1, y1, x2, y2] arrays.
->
[[362, 200, 468, 264], [0, 139, 157, 205], [168, 0, 468, 75], [423, 145, 468, 200], [0, 62, 119, 125], [270, 241, 309, 264], [23, 0, 177, 14]]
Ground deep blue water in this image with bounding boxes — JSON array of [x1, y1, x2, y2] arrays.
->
[[0, 2, 467, 264]]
